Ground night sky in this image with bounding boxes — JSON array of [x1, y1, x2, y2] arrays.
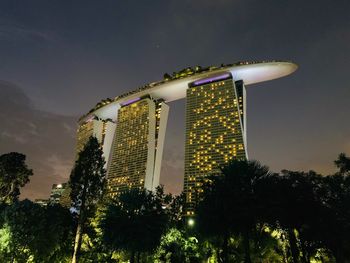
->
[[0, 0, 350, 200]]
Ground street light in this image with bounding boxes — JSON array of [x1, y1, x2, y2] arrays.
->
[[188, 218, 195, 227]]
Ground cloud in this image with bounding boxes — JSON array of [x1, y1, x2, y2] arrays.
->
[[161, 145, 185, 195], [0, 81, 186, 198], [0, 23, 58, 43], [159, 112, 186, 195], [1, 131, 28, 144], [0, 81, 77, 200]]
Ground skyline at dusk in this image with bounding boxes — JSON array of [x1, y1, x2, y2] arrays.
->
[[1, 0, 350, 200]]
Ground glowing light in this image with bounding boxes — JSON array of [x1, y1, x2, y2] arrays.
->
[[192, 73, 231, 86], [121, 97, 141, 106], [188, 218, 195, 227]]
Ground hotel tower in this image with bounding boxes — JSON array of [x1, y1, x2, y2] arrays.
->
[[184, 76, 247, 213], [107, 97, 169, 196], [75, 61, 297, 209]]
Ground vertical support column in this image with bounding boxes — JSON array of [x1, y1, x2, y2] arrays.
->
[[152, 102, 169, 191], [144, 100, 156, 191], [102, 120, 117, 170], [243, 82, 248, 159], [234, 80, 248, 159]]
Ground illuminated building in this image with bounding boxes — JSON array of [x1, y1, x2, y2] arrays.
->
[[76, 61, 297, 199], [59, 187, 71, 208], [107, 97, 169, 196], [49, 183, 68, 204], [34, 198, 49, 207], [76, 117, 116, 168], [34, 184, 69, 207], [184, 76, 247, 213], [76, 118, 94, 155]]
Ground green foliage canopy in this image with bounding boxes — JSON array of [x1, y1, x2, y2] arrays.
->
[[101, 187, 170, 261], [0, 152, 33, 204], [0, 200, 73, 263], [69, 137, 106, 212]]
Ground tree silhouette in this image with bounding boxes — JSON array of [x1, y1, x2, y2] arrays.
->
[[101, 187, 170, 263], [335, 153, 350, 175], [168, 192, 186, 228], [259, 170, 326, 263], [0, 152, 33, 204], [197, 159, 271, 263], [316, 173, 350, 262], [69, 136, 106, 263]]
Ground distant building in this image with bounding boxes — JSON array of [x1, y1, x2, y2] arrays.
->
[[34, 184, 69, 208], [34, 199, 49, 207], [59, 186, 71, 208], [49, 183, 68, 205]]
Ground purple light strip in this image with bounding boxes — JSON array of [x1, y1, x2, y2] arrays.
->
[[121, 97, 141, 106], [193, 73, 231, 86]]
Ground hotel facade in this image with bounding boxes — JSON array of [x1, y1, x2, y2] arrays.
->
[[76, 61, 297, 211]]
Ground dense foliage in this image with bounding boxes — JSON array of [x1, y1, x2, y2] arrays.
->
[[1, 151, 350, 262], [100, 187, 172, 263], [69, 136, 107, 263], [0, 152, 33, 204], [0, 200, 73, 263]]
